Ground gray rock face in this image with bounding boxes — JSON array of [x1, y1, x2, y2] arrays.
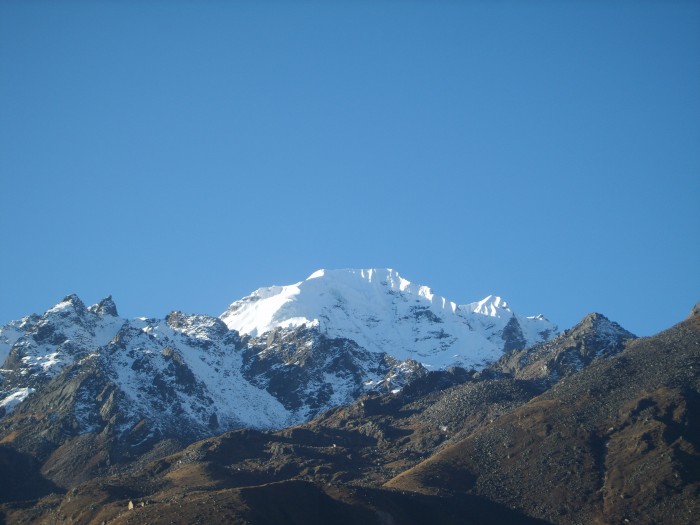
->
[[501, 316, 527, 353], [88, 295, 119, 317], [494, 312, 636, 388], [241, 326, 425, 416]]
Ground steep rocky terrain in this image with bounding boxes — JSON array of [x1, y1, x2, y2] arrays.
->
[[493, 312, 635, 388], [387, 310, 700, 524]]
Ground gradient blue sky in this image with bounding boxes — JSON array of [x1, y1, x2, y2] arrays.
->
[[1, 1, 698, 336]]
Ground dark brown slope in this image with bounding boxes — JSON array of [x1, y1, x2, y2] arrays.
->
[[387, 313, 700, 525], [0, 364, 553, 524], [31, 478, 549, 525], [0, 375, 549, 525]]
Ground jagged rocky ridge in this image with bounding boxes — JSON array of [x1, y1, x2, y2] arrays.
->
[[493, 312, 636, 388]]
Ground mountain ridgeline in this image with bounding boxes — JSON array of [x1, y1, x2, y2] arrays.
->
[[0, 269, 697, 524], [0, 269, 556, 445]]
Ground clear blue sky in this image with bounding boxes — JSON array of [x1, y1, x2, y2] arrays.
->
[[1, 1, 698, 336]]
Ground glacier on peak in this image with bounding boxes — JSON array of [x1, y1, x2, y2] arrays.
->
[[220, 268, 558, 369]]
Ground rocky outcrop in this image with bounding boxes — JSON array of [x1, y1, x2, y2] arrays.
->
[[494, 312, 636, 388]]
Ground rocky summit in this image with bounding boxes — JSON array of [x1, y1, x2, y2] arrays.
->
[[0, 270, 697, 524]]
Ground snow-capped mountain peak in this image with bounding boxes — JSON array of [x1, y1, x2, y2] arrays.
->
[[221, 268, 557, 370], [46, 294, 86, 316], [466, 295, 510, 317]]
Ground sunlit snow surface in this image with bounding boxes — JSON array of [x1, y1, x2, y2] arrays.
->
[[221, 268, 557, 369], [0, 387, 34, 414]]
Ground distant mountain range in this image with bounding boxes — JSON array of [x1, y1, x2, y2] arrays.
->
[[0, 269, 697, 524], [0, 268, 556, 441]]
